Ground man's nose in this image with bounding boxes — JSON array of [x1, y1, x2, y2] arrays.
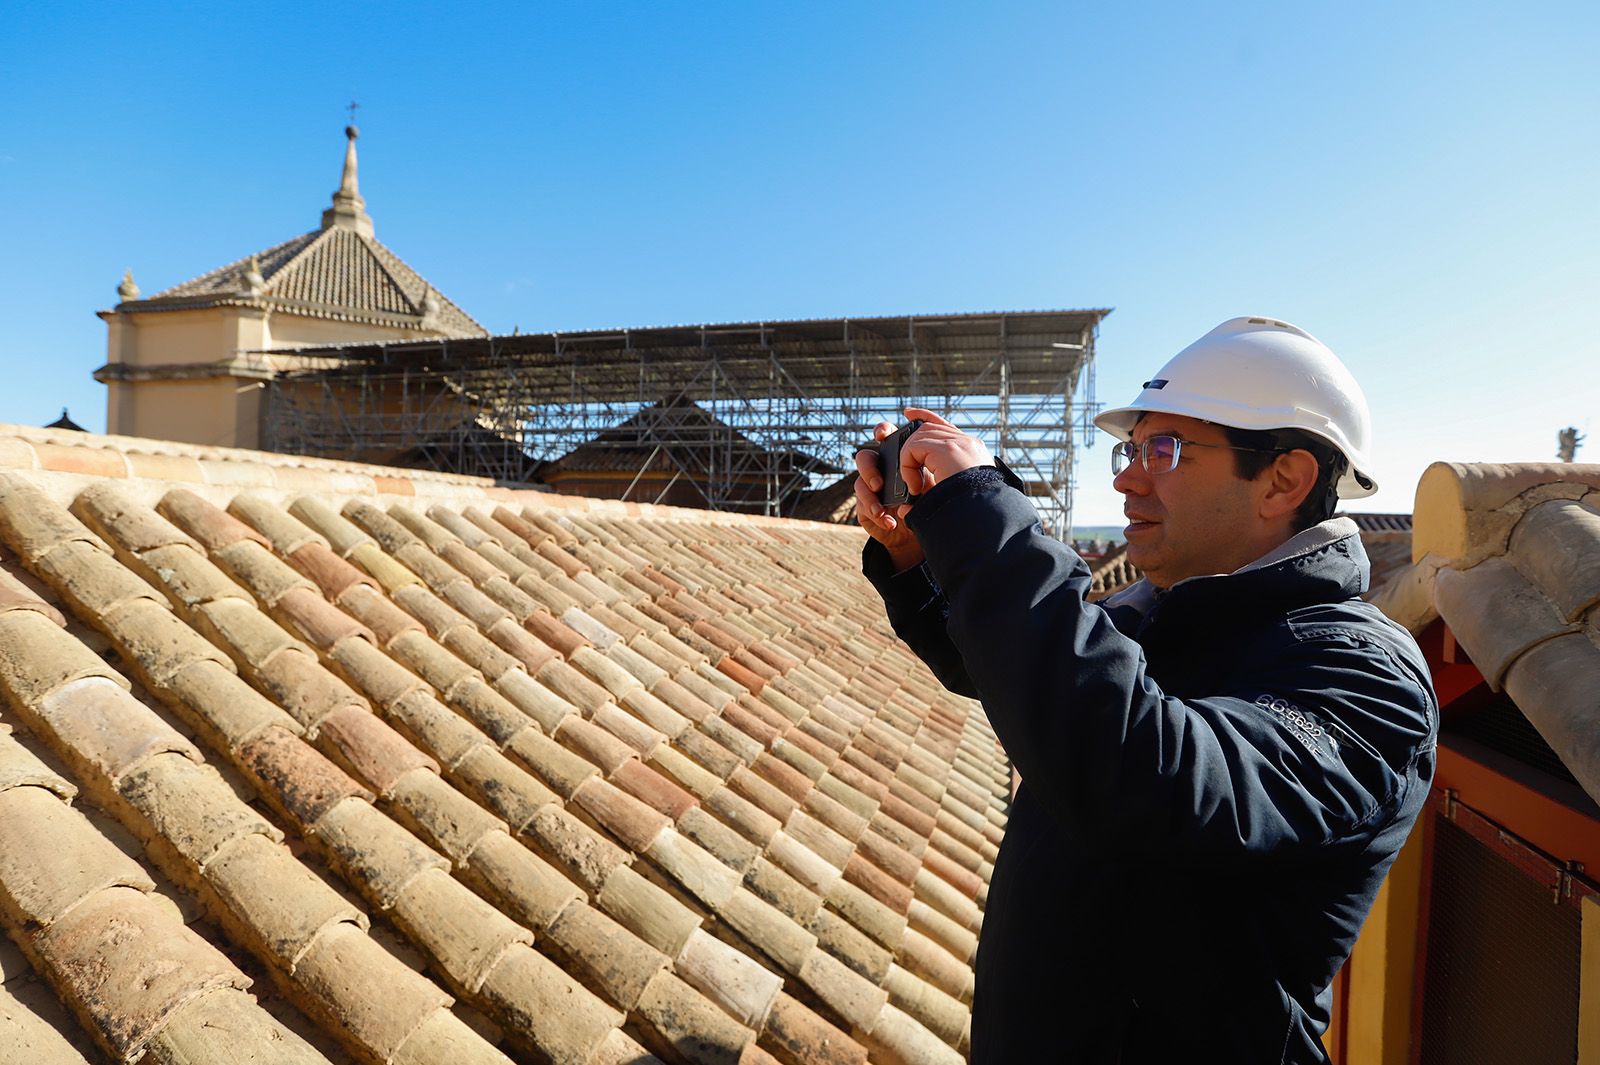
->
[[1112, 458, 1150, 495]]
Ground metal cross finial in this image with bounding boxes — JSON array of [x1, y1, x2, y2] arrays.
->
[[346, 100, 360, 125]]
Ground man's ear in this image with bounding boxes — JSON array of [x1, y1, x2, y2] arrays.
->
[[1259, 449, 1320, 522]]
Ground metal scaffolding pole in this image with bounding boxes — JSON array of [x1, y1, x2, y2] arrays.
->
[[260, 310, 1109, 534]]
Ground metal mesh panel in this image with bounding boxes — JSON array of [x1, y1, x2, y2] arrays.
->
[[1419, 818, 1581, 1065], [1445, 696, 1582, 789]]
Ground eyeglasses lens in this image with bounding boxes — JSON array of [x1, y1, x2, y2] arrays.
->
[[1112, 437, 1181, 475], [1112, 442, 1133, 474], [1148, 436, 1179, 473]]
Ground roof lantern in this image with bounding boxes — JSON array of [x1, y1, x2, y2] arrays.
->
[[102, 125, 485, 337], [320, 124, 374, 237]]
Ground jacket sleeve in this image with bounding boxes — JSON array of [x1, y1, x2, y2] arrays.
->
[[862, 538, 980, 698], [906, 469, 1436, 859]]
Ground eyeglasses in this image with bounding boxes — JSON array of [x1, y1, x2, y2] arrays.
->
[[1111, 435, 1285, 476]]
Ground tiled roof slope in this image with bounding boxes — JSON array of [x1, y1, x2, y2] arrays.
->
[[1086, 543, 1139, 600], [1346, 512, 1412, 534], [0, 421, 517, 498], [786, 477, 857, 526], [0, 425, 1005, 1064], [1371, 462, 1600, 807], [121, 227, 486, 337], [1340, 513, 1414, 600]]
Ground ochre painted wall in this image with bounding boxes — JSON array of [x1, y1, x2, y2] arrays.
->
[[1581, 895, 1599, 1065], [1340, 822, 1426, 1065]]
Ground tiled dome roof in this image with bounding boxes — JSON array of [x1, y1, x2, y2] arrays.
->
[[121, 225, 485, 338], [113, 127, 485, 338], [0, 424, 1006, 1064]]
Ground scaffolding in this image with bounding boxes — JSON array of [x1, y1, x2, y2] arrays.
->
[[261, 309, 1110, 533]]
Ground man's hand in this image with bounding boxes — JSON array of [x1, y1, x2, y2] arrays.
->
[[855, 421, 929, 571], [855, 409, 994, 572], [898, 408, 994, 488]]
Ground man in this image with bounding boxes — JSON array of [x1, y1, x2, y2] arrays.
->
[[855, 317, 1436, 1063]]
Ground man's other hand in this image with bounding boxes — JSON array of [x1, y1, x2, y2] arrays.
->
[[855, 421, 928, 571]]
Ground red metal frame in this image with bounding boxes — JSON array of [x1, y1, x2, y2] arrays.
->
[[1429, 787, 1597, 907], [1416, 619, 1490, 712], [1418, 618, 1600, 891], [1433, 745, 1600, 896], [1405, 618, 1600, 1064], [1408, 785, 1598, 1064]]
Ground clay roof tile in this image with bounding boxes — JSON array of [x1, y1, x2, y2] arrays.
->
[[716, 656, 767, 695], [0, 426, 1011, 1059], [34, 887, 250, 1060], [523, 608, 588, 658]]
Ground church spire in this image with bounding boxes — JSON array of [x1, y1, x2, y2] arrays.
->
[[320, 124, 374, 237]]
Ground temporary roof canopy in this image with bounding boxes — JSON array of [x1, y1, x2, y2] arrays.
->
[[278, 309, 1110, 403]]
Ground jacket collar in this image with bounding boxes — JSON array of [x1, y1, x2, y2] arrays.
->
[[1101, 517, 1368, 629], [1233, 516, 1362, 578]]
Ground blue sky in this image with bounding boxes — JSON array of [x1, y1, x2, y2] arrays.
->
[[4, 2, 1596, 525]]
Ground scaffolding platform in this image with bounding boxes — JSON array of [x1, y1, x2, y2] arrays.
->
[[261, 308, 1110, 533]]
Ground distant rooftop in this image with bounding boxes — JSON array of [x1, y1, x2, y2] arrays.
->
[[1346, 512, 1412, 534]]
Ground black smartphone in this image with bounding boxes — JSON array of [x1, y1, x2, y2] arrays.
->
[[876, 419, 924, 506]]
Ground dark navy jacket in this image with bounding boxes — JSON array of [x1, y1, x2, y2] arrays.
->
[[864, 467, 1437, 1064]]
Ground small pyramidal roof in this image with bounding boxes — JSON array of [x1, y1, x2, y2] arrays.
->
[[43, 407, 85, 431], [116, 126, 486, 337]]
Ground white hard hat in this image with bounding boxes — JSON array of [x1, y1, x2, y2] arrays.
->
[[1094, 316, 1377, 499]]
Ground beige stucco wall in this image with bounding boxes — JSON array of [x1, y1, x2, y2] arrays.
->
[[259, 316, 454, 454], [265, 315, 418, 350], [105, 313, 136, 437], [118, 377, 256, 449], [112, 307, 239, 367], [104, 303, 449, 449], [104, 306, 255, 444]]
